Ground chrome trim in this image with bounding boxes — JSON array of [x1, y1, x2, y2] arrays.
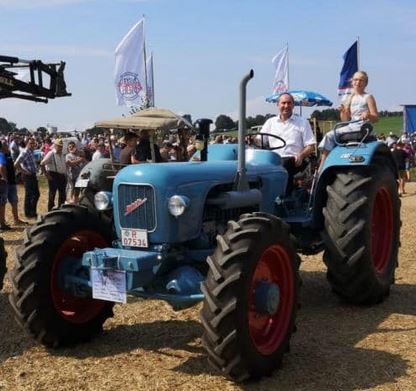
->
[[117, 182, 158, 233]]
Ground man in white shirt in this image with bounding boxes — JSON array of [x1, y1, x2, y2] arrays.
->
[[261, 93, 316, 195], [40, 138, 67, 211], [92, 143, 107, 161]]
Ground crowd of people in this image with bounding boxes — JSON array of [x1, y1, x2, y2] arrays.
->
[[377, 131, 416, 195], [0, 129, 203, 231]]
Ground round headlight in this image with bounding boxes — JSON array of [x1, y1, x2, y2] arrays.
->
[[168, 195, 189, 217], [94, 191, 112, 211]]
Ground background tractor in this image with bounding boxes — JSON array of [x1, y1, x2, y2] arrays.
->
[[9, 70, 400, 381]]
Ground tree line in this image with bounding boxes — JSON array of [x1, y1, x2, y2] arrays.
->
[[0, 117, 49, 136], [214, 109, 403, 131]]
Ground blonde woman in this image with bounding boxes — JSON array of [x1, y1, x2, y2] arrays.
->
[[319, 71, 379, 168]]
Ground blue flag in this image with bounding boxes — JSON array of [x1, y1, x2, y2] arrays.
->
[[337, 41, 358, 102]]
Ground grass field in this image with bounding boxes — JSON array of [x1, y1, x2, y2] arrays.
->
[[373, 116, 403, 135]]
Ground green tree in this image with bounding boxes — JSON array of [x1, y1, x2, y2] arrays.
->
[[0, 118, 12, 135], [8, 122, 17, 132], [37, 126, 48, 137], [311, 109, 340, 121], [215, 114, 235, 130]]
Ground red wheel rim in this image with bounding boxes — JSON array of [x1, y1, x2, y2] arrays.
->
[[371, 187, 393, 275], [50, 230, 108, 324], [248, 245, 295, 355]]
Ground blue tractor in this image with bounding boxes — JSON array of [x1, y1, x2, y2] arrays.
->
[[9, 71, 400, 381]]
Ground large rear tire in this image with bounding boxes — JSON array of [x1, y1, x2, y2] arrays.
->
[[0, 237, 7, 291], [200, 212, 300, 381], [9, 204, 114, 347], [322, 162, 400, 304]]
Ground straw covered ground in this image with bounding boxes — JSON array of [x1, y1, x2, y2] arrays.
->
[[0, 183, 415, 391]]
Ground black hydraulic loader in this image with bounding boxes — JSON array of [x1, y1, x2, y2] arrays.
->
[[0, 54, 71, 290], [0, 55, 71, 103]]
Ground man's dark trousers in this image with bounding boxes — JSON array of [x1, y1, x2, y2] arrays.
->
[[47, 172, 67, 211], [282, 157, 308, 196], [23, 173, 40, 218]]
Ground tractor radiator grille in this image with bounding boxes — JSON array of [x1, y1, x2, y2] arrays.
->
[[118, 184, 156, 231]]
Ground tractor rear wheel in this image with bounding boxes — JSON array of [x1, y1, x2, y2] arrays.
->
[[9, 204, 114, 347], [0, 238, 7, 291], [322, 163, 400, 304], [200, 212, 300, 381]]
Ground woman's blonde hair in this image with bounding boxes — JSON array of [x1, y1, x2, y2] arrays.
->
[[352, 70, 369, 86]]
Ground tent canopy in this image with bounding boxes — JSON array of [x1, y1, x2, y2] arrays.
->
[[94, 107, 193, 131]]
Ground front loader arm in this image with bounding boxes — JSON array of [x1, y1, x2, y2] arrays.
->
[[0, 55, 71, 103]]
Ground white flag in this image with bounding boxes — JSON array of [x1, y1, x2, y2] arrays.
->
[[146, 53, 154, 107], [271, 45, 289, 94], [114, 19, 147, 107]]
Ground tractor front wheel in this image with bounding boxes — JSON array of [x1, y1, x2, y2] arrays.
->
[[9, 204, 114, 347], [200, 212, 300, 381]]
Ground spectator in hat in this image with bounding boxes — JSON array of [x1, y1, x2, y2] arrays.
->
[[40, 138, 67, 211], [14, 137, 40, 219]]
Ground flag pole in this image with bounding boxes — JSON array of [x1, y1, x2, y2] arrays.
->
[[150, 52, 155, 107], [357, 36, 360, 69], [286, 42, 289, 90], [142, 15, 148, 108]]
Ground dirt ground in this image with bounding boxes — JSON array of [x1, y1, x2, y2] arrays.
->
[[0, 183, 415, 391]]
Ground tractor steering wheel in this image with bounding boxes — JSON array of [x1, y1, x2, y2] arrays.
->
[[255, 132, 286, 151]]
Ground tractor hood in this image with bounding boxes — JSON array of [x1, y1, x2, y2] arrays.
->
[[112, 150, 287, 244], [116, 160, 238, 189]]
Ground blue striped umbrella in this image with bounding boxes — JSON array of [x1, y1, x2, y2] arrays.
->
[[266, 90, 333, 107]]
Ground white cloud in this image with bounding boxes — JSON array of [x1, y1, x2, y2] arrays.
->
[[0, 43, 111, 58], [0, 0, 152, 9], [116, 0, 152, 2], [0, 0, 92, 8], [228, 96, 275, 121]]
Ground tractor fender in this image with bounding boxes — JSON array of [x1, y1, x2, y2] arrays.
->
[[78, 158, 115, 193], [311, 141, 397, 230]]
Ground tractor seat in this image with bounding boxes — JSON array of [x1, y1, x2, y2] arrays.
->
[[336, 123, 376, 144]]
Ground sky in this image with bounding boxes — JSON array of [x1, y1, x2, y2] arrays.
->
[[0, 0, 415, 131]]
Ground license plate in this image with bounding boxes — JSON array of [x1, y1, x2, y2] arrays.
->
[[91, 269, 127, 303], [75, 178, 89, 188], [121, 228, 148, 248]]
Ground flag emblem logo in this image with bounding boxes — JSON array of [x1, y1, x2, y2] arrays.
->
[[117, 72, 143, 101], [272, 80, 286, 94]]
